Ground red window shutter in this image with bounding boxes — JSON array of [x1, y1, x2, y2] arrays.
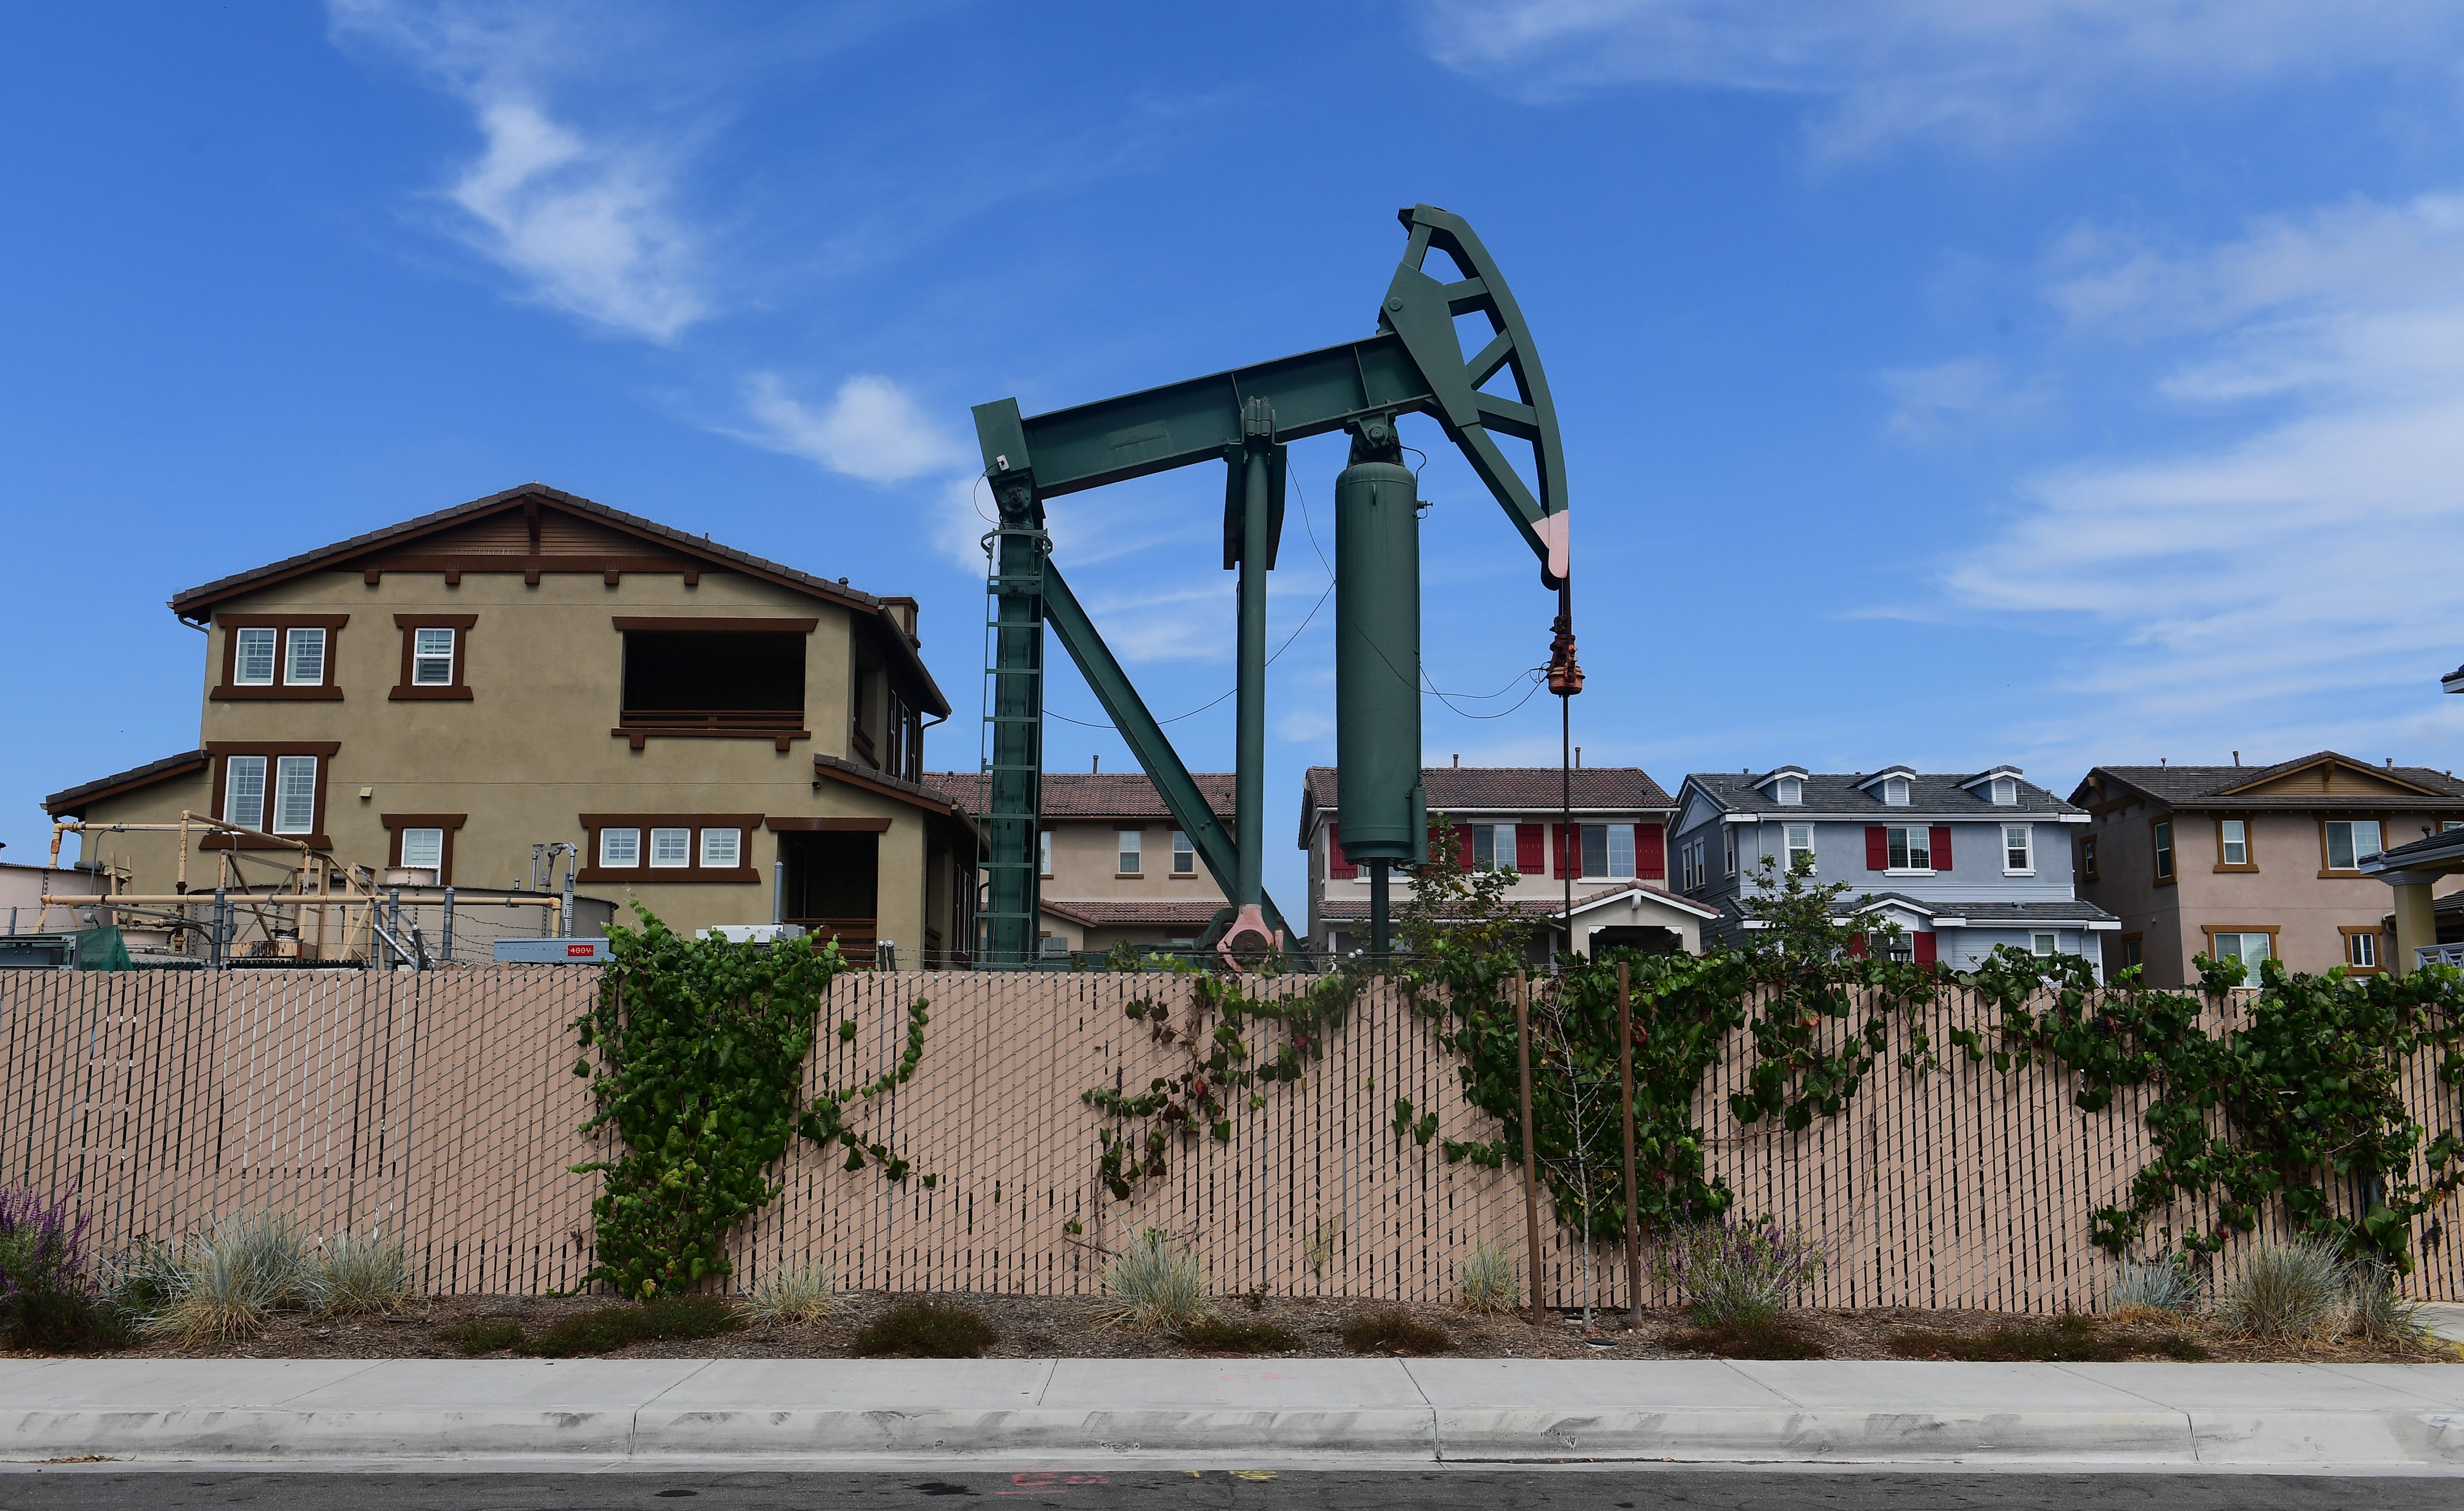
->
[[1635, 824, 1665, 880], [1327, 824, 1355, 880], [1552, 823, 1573, 877], [1914, 931, 1937, 966], [1456, 825, 1474, 870], [1515, 823, 1545, 874], [1865, 826, 1889, 870], [1847, 931, 1868, 958], [1930, 826, 1953, 871]]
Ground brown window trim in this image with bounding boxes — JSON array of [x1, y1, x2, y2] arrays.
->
[[381, 813, 468, 883], [2149, 816, 2177, 886], [2212, 814, 2257, 873], [2117, 932, 2144, 972], [578, 812, 763, 884], [765, 816, 892, 832], [2078, 833, 2100, 882], [610, 616, 818, 633], [210, 614, 349, 701], [2338, 924, 2386, 976], [614, 617, 816, 751], [203, 741, 340, 849], [2316, 813, 2391, 878], [613, 722, 812, 753], [2200, 923, 2280, 965], [391, 614, 477, 701]]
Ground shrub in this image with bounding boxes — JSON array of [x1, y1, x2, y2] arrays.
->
[[1175, 1317, 1301, 1353], [525, 1294, 744, 1358], [1455, 1240, 1520, 1315], [2105, 1258, 2200, 1321], [2215, 1237, 2350, 1343], [1670, 1315, 1826, 1360], [1652, 1214, 1825, 1326], [2348, 1272, 2430, 1348], [1097, 1230, 1212, 1331], [1886, 1314, 2196, 1363], [1339, 1308, 1451, 1355], [146, 1234, 275, 1343], [850, 1301, 997, 1358], [101, 1238, 185, 1327], [747, 1260, 842, 1325], [446, 1319, 530, 1354], [0, 1187, 123, 1352], [314, 1227, 413, 1315]]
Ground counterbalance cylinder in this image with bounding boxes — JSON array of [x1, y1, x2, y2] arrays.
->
[[1334, 457, 1425, 866]]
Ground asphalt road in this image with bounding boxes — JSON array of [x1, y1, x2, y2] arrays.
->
[[0, 1472, 2452, 1511]]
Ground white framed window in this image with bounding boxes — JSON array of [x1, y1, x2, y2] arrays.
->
[[223, 754, 267, 831], [412, 628, 456, 686], [2003, 823, 2032, 873], [2220, 818, 2249, 867], [2324, 820, 2382, 871], [1776, 777, 1802, 805], [1723, 826, 1737, 876], [1172, 830, 1195, 875], [649, 827, 691, 868], [699, 828, 741, 868], [1883, 777, 1910, 806], [1038, 829, 1052, 877], [2212, 931, 2272, 968], [2347, 930, 2380, 969], [1116, 828, 1142, 875], [1606, 824, 1635, 878], [400, 828, 445, 870], [1785, 823, 1815, 871], [234, 627, 277, 686], [1886, 826, 1933, 871], [272, 756, 317, 834], [1472, 824, 1518, 873], [1991, 777, 2016, 805], [2153, 819, 2175, 880], [600, 827, 641, 867], [284, 627, 326, 686], [2031, 932, 2057, 957]]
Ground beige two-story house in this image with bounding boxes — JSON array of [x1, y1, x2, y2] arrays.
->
[[2070, 752, 2464, 983], [43, 484, 974, 963], [926, 768, 1235, 956]]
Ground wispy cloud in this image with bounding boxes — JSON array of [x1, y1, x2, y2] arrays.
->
[[1948, 189, 2464, 763], [740, 373, 965, 484], [1416, 1, 2461, 156], [1879, 356, 2053, 443], [330, 0, 709, 340]]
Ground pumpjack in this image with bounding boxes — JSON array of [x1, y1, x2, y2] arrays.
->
[[972, 204, 1572, 966]]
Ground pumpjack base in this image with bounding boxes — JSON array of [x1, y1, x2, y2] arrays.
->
[[1215, 903, 1282, 971]]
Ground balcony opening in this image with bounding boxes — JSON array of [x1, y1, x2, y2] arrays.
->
[[621, 630, 805, 735], [781, 829, 878, 964]]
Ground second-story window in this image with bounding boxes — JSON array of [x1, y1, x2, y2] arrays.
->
[[235, 627, 277, 685], [1723, 826, 1737, 876], [224, 755, 267, 830], [1886, 826, 1933, 871], [413, 629, 456, 685], [1172, 830, 1195, 875], [1039, 829, 1053, 878], [2081, 835, 2100, 881], [285, 628, 326, 685], [217, 616, 346, 700], [1785, 823, 1815, 871], [2153, 819, 2174, 880], [2220, 818, 2249, 867], [1576, 824, 1634, 878], [1116, 829, 1142, 876], [2004, 824, 2032, 873], [1473, 824, 1518, 873], [2324, 820, 2382, 871]]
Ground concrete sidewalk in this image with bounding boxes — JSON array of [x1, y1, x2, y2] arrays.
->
[[2, 1357, 2460, 1469]]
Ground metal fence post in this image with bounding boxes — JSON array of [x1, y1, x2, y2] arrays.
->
[[561, 866, 575, 939], [211, 886, 228, 969], [388, 886, 403, 967], [441, 885, 455, 965]]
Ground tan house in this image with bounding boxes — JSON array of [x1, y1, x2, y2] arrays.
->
[[2069, 752, 2464, 984], [926, 769, 1234, 956], [1297, 764, 1716, 959], [42, 483, 974, 963]]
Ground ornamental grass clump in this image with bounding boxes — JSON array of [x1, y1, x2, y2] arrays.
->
[[0, 1186, 123, 1351], [2348, 1271, 2430, 1348], [2215, 1237, 2349, 1344], [1455, 1240, 1520, 1315], [1653, 1214, 1825, 1326], [312, 1227, 413, 1315], [140, 1211, 318, 1343], [1098, 1229, 1213, 1331], [2105, 1257, 2201, 1322], [747, 1259, 842, 1324]]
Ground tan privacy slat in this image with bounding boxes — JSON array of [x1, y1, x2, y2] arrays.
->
[[1, 972, 2456, 1307]]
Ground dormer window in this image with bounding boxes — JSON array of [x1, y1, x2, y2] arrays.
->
[[1991, 778, 2016, 805], [1884, 777, 1910, 806], [1776, 778, 1802, 806]]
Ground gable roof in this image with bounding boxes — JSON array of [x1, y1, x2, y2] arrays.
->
[[1297, 765, 1674, 844], [922, 770, 1236, 822], [165, 482, 948, 715], [1678, 769, 2079, 824], [2075, 752, 2464, 810], [44, 749, 211, 818]]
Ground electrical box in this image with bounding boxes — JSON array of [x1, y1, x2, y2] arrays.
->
[[492, 938, 610, 964]]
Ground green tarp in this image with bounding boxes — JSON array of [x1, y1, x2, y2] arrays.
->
[[73, 926, 133, 971]]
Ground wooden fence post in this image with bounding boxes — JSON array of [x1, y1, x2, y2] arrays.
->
[[1515, 970, 1545, 1327]]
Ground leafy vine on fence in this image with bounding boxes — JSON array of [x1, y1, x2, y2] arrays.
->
[[569, 906, 930, 1299], [1958, 945, 2464, 1272], [1081, 963, 1363, 1201]]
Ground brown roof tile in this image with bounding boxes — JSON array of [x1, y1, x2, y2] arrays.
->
[[923, 770, 1235, 822]]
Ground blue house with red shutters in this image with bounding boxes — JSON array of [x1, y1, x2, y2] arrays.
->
[[1666, 765, 2117, 973]]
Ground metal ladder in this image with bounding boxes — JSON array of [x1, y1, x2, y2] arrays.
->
[[976, 519, 1049, 965]]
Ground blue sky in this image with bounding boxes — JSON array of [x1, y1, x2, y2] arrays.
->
[[8, 2, 2464, 907]]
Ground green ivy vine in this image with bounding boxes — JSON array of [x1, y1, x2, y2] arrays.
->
[[1958, 945, 2464, 1272], [569, 906, 932, 1299], [1081, 963, 1363, 1200]]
